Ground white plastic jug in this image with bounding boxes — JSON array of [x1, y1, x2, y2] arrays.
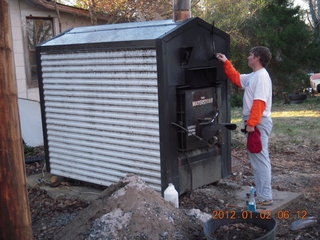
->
[[164, 183, 179, 208]]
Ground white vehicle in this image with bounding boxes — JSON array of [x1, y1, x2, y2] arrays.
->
[[310, 73, 320, 93]]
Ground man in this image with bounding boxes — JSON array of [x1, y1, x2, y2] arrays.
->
[[216, 46, 273, 206]]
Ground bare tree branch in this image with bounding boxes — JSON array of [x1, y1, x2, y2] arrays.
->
[[76, 0, 172, 24]]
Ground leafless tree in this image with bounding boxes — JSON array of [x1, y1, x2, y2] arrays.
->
[[75, 0, 172, 24], [304, 0, 320, 37]]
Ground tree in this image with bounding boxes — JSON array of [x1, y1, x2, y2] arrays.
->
[[243, 0, 317, 94], [198, 0, 267, 99], [305, 0, 320, 39], [199, 0, 267, 70], [75, 0, 172, 24]]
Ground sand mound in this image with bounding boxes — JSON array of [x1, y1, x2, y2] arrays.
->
[[54, 175, 210, 240]]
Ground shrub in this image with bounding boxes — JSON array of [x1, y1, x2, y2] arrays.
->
[[231, 94, 243, 108]]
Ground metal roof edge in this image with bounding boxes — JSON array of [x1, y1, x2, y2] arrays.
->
[[66, 19, 177, 34], [37, 39, 157, 53], [156, 17, 194, 40], [37, 28, 74, 48], [158, 17, 229, 42]]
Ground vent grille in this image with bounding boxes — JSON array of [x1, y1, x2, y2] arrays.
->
[[41, 49, 161, 190]]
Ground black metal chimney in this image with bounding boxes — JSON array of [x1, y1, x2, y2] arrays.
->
[[173, 0, 191, 22]]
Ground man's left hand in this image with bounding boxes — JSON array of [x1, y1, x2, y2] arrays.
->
[[246, 125, 255, 132]]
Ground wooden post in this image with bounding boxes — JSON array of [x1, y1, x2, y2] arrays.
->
[[0, 0, 33, 239]]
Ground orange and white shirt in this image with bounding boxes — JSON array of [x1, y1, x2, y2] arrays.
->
[[224, 60, 272, 127]]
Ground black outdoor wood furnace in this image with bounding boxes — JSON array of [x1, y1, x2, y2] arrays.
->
[[37, 17, 234, 194]]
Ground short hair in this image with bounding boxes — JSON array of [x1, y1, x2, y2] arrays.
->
[[250, 46, 272, 68]]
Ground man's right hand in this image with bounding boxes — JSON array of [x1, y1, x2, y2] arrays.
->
[[216, 53, 228, 62]]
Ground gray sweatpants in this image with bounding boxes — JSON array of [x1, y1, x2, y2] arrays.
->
[[244, 116, 273, 201]]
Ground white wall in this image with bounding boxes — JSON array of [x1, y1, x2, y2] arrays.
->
[[18, 98, 44, 147], [9, 0, 28, 99]]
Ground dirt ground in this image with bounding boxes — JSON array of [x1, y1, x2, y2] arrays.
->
[[26, 98, 320, 240]]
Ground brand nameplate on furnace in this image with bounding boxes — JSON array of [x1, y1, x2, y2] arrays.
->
[[192, 98, 213, 107]]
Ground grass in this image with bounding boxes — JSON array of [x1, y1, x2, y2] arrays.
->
[[24, 142, 37, 157], [272, 110, 320, 118], [231, 96, 320, 149]]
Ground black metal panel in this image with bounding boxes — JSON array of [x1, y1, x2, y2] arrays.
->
[[36, 47, 50, 172], [176, 87, 218, 151], [156, 17, 231, 194]]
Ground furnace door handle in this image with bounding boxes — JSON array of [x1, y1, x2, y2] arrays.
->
[[198, 112, 219, 126], [199, 121, 237, 130], [171, 122, 213, 147], [219, 123, 237, 130], [198, 118, 215, 126]]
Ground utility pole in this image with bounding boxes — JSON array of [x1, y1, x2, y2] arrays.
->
[[0, 0, 33, 239]]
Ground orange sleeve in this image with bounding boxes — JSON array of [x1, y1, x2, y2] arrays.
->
[[224, 60, 241, 87], [247, 100, 266, 127]]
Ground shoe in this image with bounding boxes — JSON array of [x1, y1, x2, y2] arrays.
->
[[256, 199, 273, 206]]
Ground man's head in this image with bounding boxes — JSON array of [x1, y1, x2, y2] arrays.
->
[[249, 46, 272, 68]]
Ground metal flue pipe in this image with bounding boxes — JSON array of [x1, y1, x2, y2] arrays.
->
[[173, 0, 191, 22]]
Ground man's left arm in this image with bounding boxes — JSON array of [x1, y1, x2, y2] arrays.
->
[[246, 100, 266, 132]]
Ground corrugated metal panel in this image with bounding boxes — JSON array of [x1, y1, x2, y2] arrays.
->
[[41, 49, 161, 191]]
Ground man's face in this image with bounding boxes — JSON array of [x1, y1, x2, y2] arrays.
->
[[247, 52, 260, 69]]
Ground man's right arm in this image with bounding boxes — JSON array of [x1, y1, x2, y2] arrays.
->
[[224, 60, 242, 88]]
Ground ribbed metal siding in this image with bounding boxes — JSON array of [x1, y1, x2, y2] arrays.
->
[[41, 49, 161, 191]]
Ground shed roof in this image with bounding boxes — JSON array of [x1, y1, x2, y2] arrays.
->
[[26, 0, 108, 20], [41, 18, 187, 47]]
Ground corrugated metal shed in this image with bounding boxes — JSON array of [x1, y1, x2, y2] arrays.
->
[[38, 17, 231, 194], [39, 20, 181, 191]]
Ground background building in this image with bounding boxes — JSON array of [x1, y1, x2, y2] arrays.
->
[[9, 0, 107, 146]]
